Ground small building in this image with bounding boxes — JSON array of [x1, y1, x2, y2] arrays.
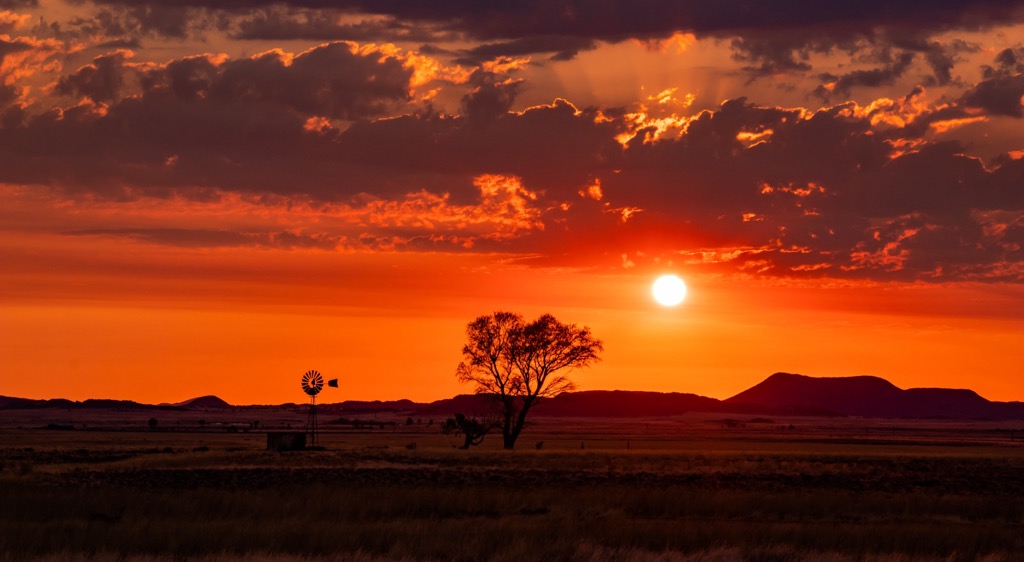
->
[[267, 431, 306, 451]]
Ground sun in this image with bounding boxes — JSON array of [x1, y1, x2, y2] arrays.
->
[[652, 274, 687, 306]]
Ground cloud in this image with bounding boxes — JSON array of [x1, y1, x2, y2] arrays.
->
[[456, 36, 598, 65], [7, 86, 1024, 281], [4, 0, 1024, 284], [71, 3, 208, 40], [988, 47, 1024, 76], [961, 49, 1024, 118], [0, 41, 455, 201], [229, 6, 451, 42], [815, 51, 916, 100], [54, 41, 419, 116], [65, 0, 1024, 66], [460, 69, 524, 125], [54, 49, 134, 103], [0, 9, 29, 34], [226, 0, 1024, 39], [68, 227, 344, 250], [8, 67, 1024, 281], [913, 38, 976, 86], [0, 30, 67, 125], [168, 43, 414, 119], [578, 95, 1024, 281], [42, 171, 548, 254]]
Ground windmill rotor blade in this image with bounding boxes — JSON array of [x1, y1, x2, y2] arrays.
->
[[302, 369, 323, 394], [327, 379, 338, 387]]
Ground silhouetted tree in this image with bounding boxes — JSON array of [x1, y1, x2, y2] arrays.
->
[[442, 413, 496, 449], [456, 311, 602, 449], [148, 417, 158, 430]]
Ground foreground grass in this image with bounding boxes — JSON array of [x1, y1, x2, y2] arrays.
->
[[2, 549, 1021, 562], [3, 439, 1024, 562]]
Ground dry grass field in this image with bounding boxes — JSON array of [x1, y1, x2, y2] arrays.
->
[[2, 409, 1023, 562]]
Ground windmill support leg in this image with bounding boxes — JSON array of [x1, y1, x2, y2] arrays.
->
[[306, 395, 318, 447]]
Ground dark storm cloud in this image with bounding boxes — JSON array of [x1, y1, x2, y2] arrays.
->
[[911, 39, 977, 86], [733, 29, 980, 90], [962, 49, 1024, 117], [95, 37, 142, 48], [963, 74, 1024, 116], [814, 52, 917, 100], [67, 3, 202, 39], [587, 97, 1024, 281], [55, 50, 132, 103], [988, 47, 1024, 75], [0, 52, 620, 201], [83, 0, 1024, 36], [460, 70, 524, 125], [228, 6, 450, 42], [6, 0, 1024, 284], [69, 0, 1024, 68], [8, 82, 1023, 280], [332, 98, 623, 202], [54, 41, 414, 118], [455, 36, 599, 64], [729, 33, 833, 76], [0, 41, 424, 199]]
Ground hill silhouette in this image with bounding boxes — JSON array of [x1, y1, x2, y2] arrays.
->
[[3, 373, 1023, 419], [173, 395, 232, 409], [414, 394, 494, 417], [725, 372, 1024, 419], [535, 390, 722, 417], [0, 396, 74, 409], [321, 398, 421, 414], [0, 395, 228, 411]]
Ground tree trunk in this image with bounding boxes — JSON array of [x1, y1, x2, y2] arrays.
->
[[502, 400, 535, 450], [502, 406, 515, 449]]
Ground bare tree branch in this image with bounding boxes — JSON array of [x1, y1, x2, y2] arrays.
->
[[455, 311, 602, 449]]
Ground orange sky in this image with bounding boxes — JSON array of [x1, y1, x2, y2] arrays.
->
[[3, 233, 1022, 403], [1, 1, 1023, 404]]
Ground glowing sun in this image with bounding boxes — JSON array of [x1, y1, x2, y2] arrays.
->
[[652, 274, 687, 306]]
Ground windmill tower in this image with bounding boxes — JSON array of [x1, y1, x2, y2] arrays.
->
[[300, 369, 337, 448]]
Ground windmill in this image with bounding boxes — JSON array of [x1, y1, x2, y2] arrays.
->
[[301, 369, 338, 447]]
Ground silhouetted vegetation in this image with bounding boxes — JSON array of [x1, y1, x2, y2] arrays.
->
[[456, 311, 602, 449], [441, 413, 496, 449]]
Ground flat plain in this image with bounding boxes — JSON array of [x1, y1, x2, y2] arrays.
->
[[2, 408, 1023, 562]]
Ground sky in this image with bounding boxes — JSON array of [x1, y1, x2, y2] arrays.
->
[[1, 0, 1023, 405]]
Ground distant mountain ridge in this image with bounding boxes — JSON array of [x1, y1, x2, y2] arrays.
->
[[723, 372, 1024, 419], [537, 390, 723, 417], [3, 373, 1024, 420], [0, 395, 184, 411], [171, 395, 232, 409]]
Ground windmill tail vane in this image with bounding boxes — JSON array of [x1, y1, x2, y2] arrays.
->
[[328, 379, 338, 388]]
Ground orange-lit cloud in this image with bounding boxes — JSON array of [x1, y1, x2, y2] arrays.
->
[[2, 0, 1024, 405]]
